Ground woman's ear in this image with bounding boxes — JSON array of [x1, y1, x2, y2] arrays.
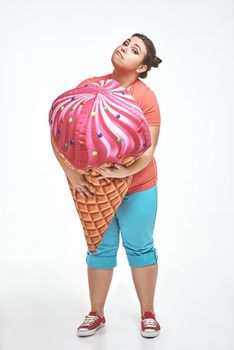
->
[[136, 64, 148, 74]]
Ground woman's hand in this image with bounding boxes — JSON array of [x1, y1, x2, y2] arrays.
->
[[67, 171, 96, 199], [96, 164, 128, 180]]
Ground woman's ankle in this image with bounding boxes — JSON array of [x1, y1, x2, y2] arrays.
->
[[91, 309, 104, 317]]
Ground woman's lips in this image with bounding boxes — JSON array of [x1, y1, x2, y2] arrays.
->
[[116, 51, 123, 59]]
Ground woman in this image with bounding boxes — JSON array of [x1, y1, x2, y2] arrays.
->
[[51, 33, 162, 338]]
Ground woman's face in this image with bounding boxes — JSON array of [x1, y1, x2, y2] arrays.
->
[[111, 36, 147, 74]]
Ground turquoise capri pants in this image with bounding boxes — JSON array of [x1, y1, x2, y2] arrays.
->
[[86, 184, 158, 269]]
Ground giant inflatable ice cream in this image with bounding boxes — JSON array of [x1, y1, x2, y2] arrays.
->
[[49, 79, 151, 252]]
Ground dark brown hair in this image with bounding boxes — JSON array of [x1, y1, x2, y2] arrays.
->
[[131, 33, 162, 79]]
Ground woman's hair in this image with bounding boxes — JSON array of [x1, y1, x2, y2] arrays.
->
[[131, 33, 162, 79]]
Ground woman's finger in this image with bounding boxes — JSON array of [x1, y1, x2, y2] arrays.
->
[[97, 176, 107, 181], [85, 183, 96, 192], [77, 188, 85, 198], [114, 164, 124, 169]]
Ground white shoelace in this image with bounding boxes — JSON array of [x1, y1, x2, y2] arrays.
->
[[143, 318, 157, 327], [81, 315, 99, 326]]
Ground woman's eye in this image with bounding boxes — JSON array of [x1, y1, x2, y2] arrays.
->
[[132, 48, 138, 54], [123, 41, 128, 46]]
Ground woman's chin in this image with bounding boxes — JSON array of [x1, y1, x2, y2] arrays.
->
[[111, 59, 125, 73]]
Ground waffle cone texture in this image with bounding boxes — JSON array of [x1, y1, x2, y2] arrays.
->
[[66, 173, 133, 253]]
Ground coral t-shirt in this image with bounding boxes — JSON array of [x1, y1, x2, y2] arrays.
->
[[76, 73, 161, 193]]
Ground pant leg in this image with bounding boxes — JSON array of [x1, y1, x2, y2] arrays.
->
[[86, 214, 120, 269], [116, 185, 158, 267]]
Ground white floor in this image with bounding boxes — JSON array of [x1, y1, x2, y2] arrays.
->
[[1, 235, 233, 350]]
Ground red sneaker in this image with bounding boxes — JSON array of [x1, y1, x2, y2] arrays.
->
[[76, 311, 106, 337], [141, 311, 161, 338]]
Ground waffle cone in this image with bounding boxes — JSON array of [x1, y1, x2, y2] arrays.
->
[[66, 173, 133, 252]]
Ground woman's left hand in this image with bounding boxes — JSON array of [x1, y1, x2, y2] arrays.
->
[[96, 164, 129, 179]]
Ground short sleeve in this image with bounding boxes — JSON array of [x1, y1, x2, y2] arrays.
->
[[141, 89, 161, 126]]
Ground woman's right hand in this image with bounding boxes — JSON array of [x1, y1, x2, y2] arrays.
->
[[67, 170, 96, 199]]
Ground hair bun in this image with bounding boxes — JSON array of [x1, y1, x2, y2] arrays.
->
[[153, 56, 162, 68]]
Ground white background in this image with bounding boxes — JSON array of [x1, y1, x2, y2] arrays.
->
[[1, 0, 234, 349]]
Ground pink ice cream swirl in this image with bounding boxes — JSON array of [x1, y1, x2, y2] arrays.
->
[[48, 79, 151, 173]]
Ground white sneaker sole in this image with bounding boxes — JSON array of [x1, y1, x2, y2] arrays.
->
[[141, 329, 160, 338], [76, 323, 105, 337]]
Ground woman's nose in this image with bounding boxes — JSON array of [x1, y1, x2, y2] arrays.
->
[[120, 46, 126, 53]]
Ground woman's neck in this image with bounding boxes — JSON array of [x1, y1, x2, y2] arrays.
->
[[111, 70, 138, 90]]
